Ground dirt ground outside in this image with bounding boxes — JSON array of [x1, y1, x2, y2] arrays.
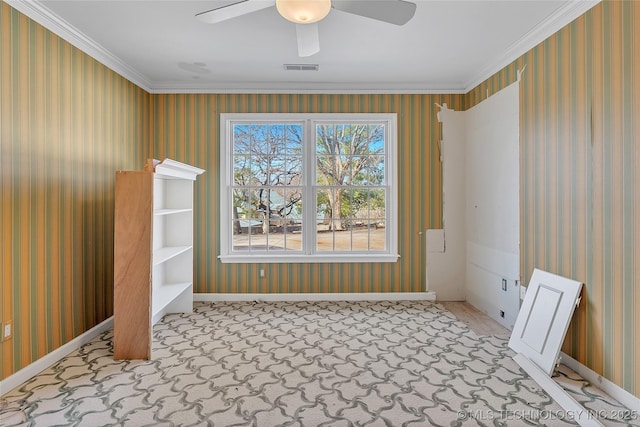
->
[[232, 227, 386, 251]]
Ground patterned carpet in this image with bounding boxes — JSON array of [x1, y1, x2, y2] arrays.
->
[[0, 301, 637, 426]]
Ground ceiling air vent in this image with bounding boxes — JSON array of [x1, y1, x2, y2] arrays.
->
[[284, 64, 319, 71]]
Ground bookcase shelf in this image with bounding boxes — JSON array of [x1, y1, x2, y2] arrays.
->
[[152, 282, 192, 320], [114, 158, 204, 360], [153, 246, 192, 266], [154, 208, 192, 216]]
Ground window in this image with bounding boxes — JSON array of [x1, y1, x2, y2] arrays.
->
[[219, 113, 398, 263]]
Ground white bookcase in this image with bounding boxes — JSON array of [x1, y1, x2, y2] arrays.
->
[[114, 159, 204, 360]]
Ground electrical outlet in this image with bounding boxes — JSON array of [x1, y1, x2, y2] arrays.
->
[[259, 269, 265, 278], [2, 320, 12, 341], [520, 285, 527, 300]]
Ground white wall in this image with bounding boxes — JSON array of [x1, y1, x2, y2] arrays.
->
[[427, 82, 520, 328], [465, 81, 520, 329]]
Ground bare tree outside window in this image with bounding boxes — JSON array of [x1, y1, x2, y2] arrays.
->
[[316, 123, 385, 232], [232, 124, 304, 251]]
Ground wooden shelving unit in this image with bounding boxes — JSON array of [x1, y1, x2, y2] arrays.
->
[[113, 159, 204, 360]]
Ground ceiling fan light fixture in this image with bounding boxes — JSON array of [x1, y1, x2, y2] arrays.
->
[[276, 0, 331, 24]]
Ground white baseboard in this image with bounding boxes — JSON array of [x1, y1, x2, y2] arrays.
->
[[194, 292, 437, 303], [0, 317, 114, 397], [560, 352, 640, 411]]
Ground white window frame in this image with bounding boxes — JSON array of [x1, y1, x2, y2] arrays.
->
[[219, 113, 398, 263]]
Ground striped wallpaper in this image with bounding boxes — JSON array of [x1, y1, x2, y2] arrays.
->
[[2, 0, 638, 400], [1, 3, 150, 380], [466, 0, 639, 397], [152, 93, 463, 295]]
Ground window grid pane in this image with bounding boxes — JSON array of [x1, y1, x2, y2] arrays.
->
[[314, 122, 387, 253], [231, 123, 304, 253], [224, 116, 394, 260]]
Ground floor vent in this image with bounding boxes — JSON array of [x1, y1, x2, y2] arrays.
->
[[284, 64, 319, 71]]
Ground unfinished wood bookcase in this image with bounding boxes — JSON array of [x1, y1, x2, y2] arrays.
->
[[114, 159, 204, 360]]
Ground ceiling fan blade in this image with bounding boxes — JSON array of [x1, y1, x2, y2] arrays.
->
[[196, 0, 275, 24], [332, 0, 416, 25], [296, 23, 320, 57]]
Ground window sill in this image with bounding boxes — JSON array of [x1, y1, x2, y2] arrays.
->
[[218, 254, 400, 264]]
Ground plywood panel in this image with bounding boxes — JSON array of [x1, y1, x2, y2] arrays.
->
[[113, 172, 153, 360]]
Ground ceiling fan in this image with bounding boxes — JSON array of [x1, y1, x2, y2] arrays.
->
[[196, 0, 417, 57]]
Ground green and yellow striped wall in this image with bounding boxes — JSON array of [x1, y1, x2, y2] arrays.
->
[[2, 0, 639, 399], [1, 2, 150, 380], [152, 93, 462, 295], [466, 0, 639, 396]]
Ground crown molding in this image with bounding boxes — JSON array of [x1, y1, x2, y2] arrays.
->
[[5, 0, 154, 92], [147, 81, 467, 95], [463, 0, 601, 92], [6, 0, 600, 95]]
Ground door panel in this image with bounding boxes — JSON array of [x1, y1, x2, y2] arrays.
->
[[509, 269, 582, 375]]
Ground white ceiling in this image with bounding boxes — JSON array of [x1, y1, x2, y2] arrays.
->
[[8, 0, 599, 93]]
